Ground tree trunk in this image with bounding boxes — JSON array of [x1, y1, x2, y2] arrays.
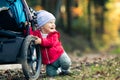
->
[[88, 0, 93, 46], [66, 0, 72, 35]]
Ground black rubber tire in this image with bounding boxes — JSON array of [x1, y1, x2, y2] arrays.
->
[[21, 35, 42, 80]]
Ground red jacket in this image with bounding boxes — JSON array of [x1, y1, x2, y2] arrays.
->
[[30, 28, 64, 64]]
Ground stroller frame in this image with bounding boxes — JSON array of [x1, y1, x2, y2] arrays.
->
[[0, 0, 42, 80]]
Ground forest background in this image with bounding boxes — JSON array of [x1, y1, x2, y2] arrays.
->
[[0, 0, 120, 79], [26, 0, 120, 54]]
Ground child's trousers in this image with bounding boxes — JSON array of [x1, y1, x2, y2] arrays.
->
[[46, 52, 71, 76]]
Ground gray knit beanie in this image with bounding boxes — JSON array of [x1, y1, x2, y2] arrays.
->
[[36, 10, 56, 28]]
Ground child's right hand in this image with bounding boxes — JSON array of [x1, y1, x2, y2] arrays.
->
[[34, 36, 42, 44]]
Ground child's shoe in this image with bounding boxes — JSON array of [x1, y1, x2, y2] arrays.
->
[[59, 71, 72, 76]]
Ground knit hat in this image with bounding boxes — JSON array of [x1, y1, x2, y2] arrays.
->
[[36, 10, 56, 28]]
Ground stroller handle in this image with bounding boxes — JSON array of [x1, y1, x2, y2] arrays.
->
[[21, 0, 33, 21]]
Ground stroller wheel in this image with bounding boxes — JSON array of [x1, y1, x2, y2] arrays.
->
[[21, 35, 42, 80]]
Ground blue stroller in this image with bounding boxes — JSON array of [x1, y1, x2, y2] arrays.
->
[[0, 0, 42, 80]]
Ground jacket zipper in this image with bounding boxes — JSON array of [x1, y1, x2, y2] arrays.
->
[[45, 48, 50, 64]]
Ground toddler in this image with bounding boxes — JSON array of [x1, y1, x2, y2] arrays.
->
[[30, 10, 71, 77]]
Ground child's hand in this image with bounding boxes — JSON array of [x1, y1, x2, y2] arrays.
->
[[34, 36, 42, 44]]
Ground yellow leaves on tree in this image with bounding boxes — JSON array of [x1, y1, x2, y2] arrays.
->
[[34, 5, 43, 11], [71, 7, 83, 17], [104, 1, 120, 45]]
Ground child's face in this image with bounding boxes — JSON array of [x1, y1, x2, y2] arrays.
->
[[40, 20, 56, 34]]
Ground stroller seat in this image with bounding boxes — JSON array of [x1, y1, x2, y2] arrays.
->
[[0, 7, 20, 31], [0, 0, 26, 32]]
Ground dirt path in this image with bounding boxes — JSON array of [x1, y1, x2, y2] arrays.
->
[[0, 64, 21, 70]]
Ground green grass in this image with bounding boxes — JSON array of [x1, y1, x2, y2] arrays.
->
[[110, 46, 120, 54], [41, 57, 120, 80]]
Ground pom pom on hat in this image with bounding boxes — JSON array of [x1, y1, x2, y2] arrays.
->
[[36, 10, 56, 28]]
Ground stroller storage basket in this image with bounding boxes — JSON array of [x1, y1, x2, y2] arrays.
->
[[0, 37, 24, 63]]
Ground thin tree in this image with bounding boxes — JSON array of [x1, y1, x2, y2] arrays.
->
[[66, 0, 72, 35]]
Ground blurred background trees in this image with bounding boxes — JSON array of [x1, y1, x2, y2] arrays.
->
[[26, 0, 120, 53]]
